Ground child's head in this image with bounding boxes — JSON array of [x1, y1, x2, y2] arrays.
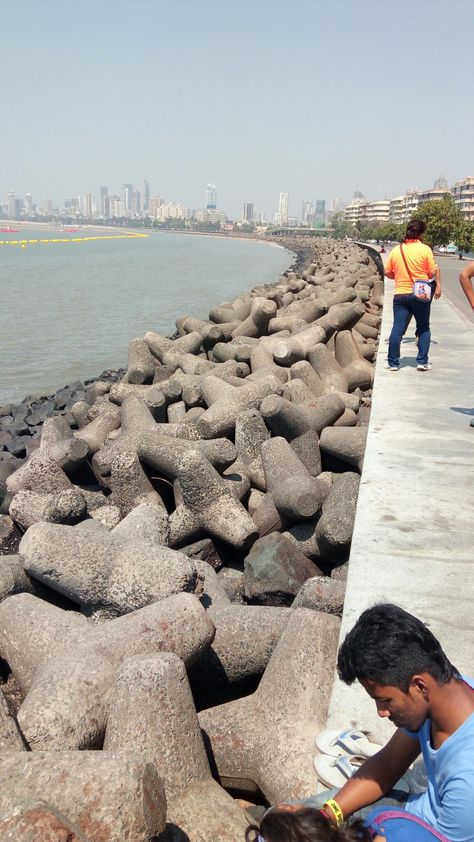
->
[[245, 806, 372, 842]]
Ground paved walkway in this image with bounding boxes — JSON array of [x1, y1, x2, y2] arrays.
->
[[325, 278, 474, 742]]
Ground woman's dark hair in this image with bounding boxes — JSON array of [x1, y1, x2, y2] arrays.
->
[[337, 603, 459, 691], [405, 218, 426, 240], [245, 807, 372, 842]]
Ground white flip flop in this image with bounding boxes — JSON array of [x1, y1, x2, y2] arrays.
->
[[315, 728, 383, 759], [314, 753, 366, 789]]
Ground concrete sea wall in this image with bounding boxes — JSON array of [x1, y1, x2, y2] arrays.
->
[[0, 238, 383, 841]]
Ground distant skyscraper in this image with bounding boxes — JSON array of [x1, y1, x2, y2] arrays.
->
[[278, 192, 289, 224], [314, 199, 326, 226], [122, 184, 133, 213], [131, 189, 141, 216], [143, 179, 150, 212], [302, 199, 314, 227], [25, 193, 33, 215], [242, 202, 254, 222], [100, 186, 109, 218], [83, 193, 93, 218], [206, 183, 217, 209]]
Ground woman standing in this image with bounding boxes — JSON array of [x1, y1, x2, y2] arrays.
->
[[384, 219, 441, 372]]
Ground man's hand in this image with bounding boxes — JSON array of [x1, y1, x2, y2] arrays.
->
[[434, 285, 442, 300], [459, 261, 474, 310], [333, 729, 420, 818]]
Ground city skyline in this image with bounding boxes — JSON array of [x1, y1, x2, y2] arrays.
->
[[2, 1, 473, 221]]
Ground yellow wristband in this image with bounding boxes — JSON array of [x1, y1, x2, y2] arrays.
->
[[323, 800, 344, 827]]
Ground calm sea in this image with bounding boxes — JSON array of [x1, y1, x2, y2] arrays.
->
[[0, 228, 293, 404]]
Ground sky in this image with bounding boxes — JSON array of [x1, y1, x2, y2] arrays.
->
[[2, 0, 473, 219]]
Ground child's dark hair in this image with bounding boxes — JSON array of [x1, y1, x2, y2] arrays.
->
[[245, 807, 372, 842]]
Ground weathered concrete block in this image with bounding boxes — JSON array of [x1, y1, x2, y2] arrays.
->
[[74, 406, 121, 454], [292, 575, 346, 616], [169, 450, 258, 551], [111, 502, 169, 545], [243, 532, 323, 605], [231, 297, 277, 338], [225, 408, 270, 492], [107, 450, 165, 515], [189, 604, 291, 704], [17, 593, 215, 750], [315, 471, 360, 561], [127, 337, 156, 384], [334, 330, 374, 391], [307, 343, 348, 393], [195, 375, 283, 439], [105, 654, 248, 842], [319, 427, 367, 472], [6, 452, 71, 496], [0, 802, 87, 841], [20, 522, 200, 618], [9, 488, 87, 531], [261, 437, 328, 522], [145, 330, 203, 363], [0, 751, 166, 842], [272, 324, 327, 367], [198, 608, 340, 803], [37, 416, 89, 475]]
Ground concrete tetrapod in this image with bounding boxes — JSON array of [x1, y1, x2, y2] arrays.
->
[[74, 405, 121, 454], [224, 408, 270, 492], [104, 653, 249, 842], [319, 427, 367, 473], [169, 450, 258, 550], [19, 521, 200, 618], [334, 330, 375, 391], [292, 575, 346, 616], [0, 691, 24, 750], [6, 452, 73, 495], [307, 344, 348, 394], [107, 450, 165, 515], [0, 593, 89, 693], [127, 337, 156, 384], [92, 397, 235, 482], [37, 416, 89, 475], [231, 296, 277, 338], [0, 751, 166, 842], [0, 554, 36, 604], [261, 437, 328, 523], [195, 374, 283, 439], [188, 604, 291, 706], [145, 330, 203, 363], [15, 593, 215, 750], [315, 471, 360, 561], [9, 488, 87, 530], [198, 608, 340, 803]]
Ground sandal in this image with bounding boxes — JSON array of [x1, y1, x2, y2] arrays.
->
[[314, 753, 366, 789], [315, 728, 383, 759]]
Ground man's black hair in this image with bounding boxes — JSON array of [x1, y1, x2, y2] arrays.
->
[[337, 603, 459, 691], [405, 218, 426, 240]]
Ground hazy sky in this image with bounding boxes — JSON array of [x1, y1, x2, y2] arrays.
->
[[2, 0, 473, 218]]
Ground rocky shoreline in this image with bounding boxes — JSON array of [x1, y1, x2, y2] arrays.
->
[[0, 237, 384, 841]]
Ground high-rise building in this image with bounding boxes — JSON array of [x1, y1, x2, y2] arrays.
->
[[122, 184, 133, 214], [302, 199, 314, 227], [131, 189, 141, 216], [83, 193, 93, 218], [206, 183, 217, 209], [143, 179, 150, 212], [278, 192, 289, 224], [24, 193, 33, 215], [100, 186, 109, 218], [7, 191, 18, 219], [314, 199, 326, 226], [149, 195, 163, 218], [242, 202, 254, 222]]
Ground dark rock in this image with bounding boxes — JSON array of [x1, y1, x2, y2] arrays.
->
[[26, 399, 56, 427], [178, 537, 223, 571], [4, 435, 27, 459], [243, 532, 324, 605]]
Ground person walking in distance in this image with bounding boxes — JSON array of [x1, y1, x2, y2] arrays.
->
[[384, 220, 441, 372]]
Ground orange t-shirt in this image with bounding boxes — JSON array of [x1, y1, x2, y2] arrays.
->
[[385, 240, 437, 294]]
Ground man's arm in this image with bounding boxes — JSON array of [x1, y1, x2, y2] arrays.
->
[[459, 261, 474, 310], [433, 264, 442, 299], [333, 729, 420, 818]]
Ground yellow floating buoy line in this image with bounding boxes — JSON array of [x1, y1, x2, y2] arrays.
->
[[0, 233, 149, 248]]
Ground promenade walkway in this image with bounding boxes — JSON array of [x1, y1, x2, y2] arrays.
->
[[325, 270, 474, 742]]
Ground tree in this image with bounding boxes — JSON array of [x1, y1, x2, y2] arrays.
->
[[454, 219, 474, 255], [331, 211, 353, 240], [411, 194, 463, 248]]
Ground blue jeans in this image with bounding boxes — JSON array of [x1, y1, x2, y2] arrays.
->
[[388, 294, 431, 367]]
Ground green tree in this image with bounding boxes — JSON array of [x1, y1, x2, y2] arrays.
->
[[411, 194, 463, 248], [331, 211, 354, 240], [453, 219, 474, 254]]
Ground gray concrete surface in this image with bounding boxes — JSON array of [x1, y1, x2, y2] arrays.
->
[[434, 254, 474, 323], [326, 275, 474, 743]]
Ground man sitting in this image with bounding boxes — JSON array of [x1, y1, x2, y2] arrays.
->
[[330, 604, 474, 842]]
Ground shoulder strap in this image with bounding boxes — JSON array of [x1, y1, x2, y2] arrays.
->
[[399, 243, 413, 280], [370, 809, 451, 842]]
